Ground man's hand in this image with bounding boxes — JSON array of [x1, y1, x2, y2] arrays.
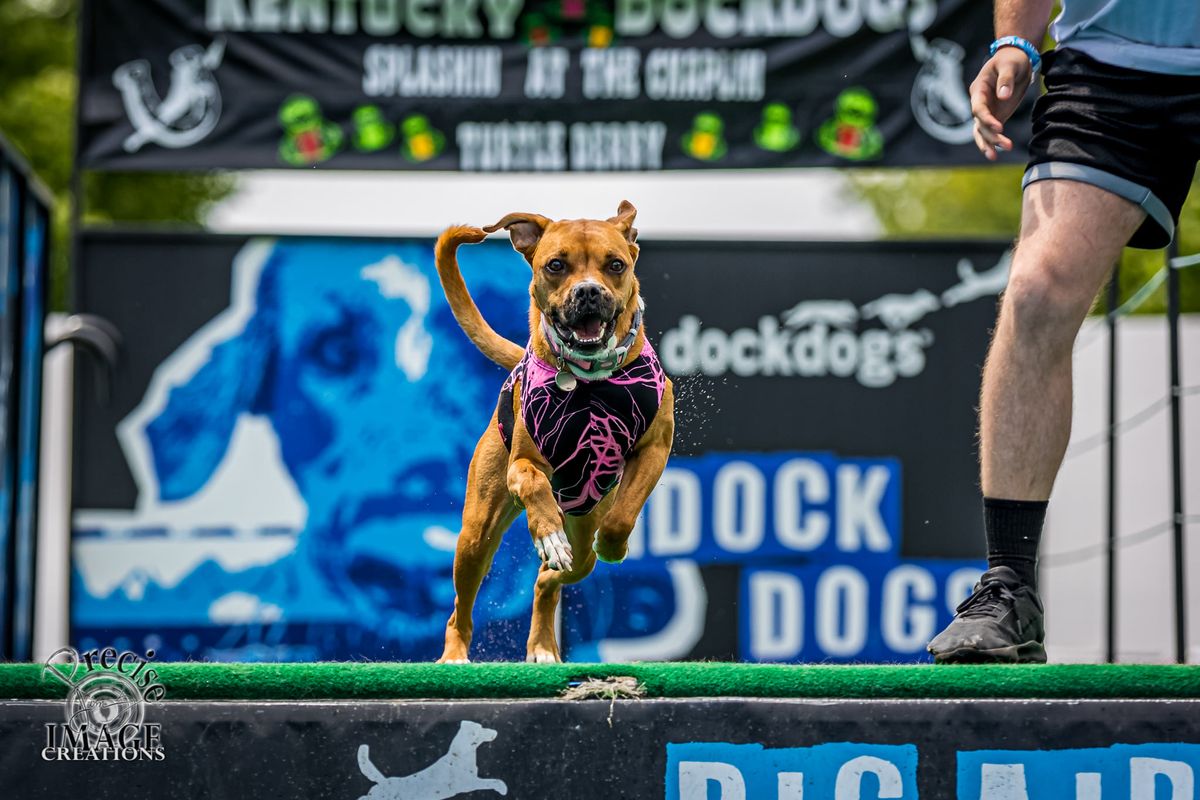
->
[[970, 47, 1034, 161]]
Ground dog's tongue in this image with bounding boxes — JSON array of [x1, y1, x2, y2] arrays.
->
[[572, 317, 604, 339]]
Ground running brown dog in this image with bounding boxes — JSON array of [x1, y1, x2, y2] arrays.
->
[[434, 201, 674, 664]]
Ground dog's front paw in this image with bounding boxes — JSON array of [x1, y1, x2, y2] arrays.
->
[[534, 530, 573, 571], [525, 648, 560, 664]]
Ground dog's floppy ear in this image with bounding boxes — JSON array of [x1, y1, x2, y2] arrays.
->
[[607, 200, 638, 246], [483, 212, 551, 263], [143, 270, 276, 502]]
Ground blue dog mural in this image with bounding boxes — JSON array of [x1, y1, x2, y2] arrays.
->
[[73, 239, 540, 659]]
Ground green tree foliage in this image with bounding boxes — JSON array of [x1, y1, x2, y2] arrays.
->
[[847, 164, 1200, 314], [0, 0, 235, 308]]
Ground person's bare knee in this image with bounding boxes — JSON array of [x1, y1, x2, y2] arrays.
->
[[1002, 249, 1100, 347], [1003, 180, 1147, 348]]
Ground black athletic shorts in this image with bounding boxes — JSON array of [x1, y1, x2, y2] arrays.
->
[[1024, 48, 1200, 249]]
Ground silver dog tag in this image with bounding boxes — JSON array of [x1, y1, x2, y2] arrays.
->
[[554, 369, 578, 392]]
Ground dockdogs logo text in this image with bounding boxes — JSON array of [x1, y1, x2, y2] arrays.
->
[[41, 646, 167, 761], [657, 252, 1010, 388]]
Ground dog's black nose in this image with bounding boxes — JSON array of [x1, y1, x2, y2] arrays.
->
[[573, 282, 605, 309]]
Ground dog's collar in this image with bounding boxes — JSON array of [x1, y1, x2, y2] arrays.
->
[[541, 296, 644, 383]]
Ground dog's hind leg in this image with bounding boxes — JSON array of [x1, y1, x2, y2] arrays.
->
[[525, 500, 609, 663], [439, 420, 521, 664]]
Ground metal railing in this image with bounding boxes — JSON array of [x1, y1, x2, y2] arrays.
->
[[0, 131, 52, 661], [1043, 249, 1196, 663]]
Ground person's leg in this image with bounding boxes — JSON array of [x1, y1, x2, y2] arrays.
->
[[928, 177, 1145, 664], [980, 179, 1145, 501]]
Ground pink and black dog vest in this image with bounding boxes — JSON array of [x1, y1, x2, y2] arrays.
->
[[497, 343, 666, 516]]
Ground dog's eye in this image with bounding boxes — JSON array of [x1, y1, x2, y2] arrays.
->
[[309, 328, 364, 375], [545, 259, 565, 273], [609, 259, 626, 273]]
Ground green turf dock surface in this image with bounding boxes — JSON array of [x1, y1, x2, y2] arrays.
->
[[3, 662, 1200, 701]]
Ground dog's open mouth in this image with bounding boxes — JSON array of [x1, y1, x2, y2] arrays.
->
[[554, 312, 615, 352]]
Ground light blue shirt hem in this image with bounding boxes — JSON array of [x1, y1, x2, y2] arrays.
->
[[1051, 0, 1200, 75], [1060, 36, 1200, 76]]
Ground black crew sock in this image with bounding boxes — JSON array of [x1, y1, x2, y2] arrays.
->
[[983, 497, 1046, 590]]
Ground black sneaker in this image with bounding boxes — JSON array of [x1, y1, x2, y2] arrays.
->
[[927, 566, 1047, 664]]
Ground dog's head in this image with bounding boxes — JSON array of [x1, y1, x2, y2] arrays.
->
[[484, 200, 640, 355], [142, 242, 486, 506], [456, 720, 499, 745]]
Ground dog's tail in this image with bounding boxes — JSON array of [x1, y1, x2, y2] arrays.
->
[[435, 225, 525, 371], [357, 745, 387, 784]]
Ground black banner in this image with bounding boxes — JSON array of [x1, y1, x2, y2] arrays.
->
[[71, 231, 1002, 664], [78, 0, 1031, 171], [640, 239, 1009, 560], [3, 699, 1199, 797]]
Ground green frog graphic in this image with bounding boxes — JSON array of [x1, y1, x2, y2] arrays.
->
[[817, 87, 884, 161], [400, 115, 445, 162], [352, 105, 395, 152], [754, 103, 801, 152], [682, 112, 728, 162], [278, 95, 343, 166]]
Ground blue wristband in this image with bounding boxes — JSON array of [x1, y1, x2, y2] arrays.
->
[[990, 36, 1042, 73]]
